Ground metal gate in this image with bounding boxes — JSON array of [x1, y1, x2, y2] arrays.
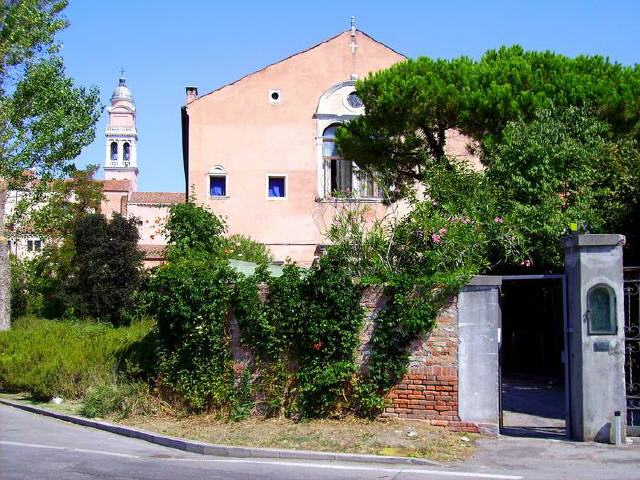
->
[[623, 278, 640, 435]]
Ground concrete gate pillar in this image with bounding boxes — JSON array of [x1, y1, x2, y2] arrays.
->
[[458, 275, 502, 434], [564, 234, 627, 442]]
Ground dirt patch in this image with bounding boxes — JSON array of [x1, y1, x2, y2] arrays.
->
[[118, 414, 477, 462]]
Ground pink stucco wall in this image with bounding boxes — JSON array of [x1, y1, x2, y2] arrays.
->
[[186, 30, 478, 265], [127, 203, 170, 245]]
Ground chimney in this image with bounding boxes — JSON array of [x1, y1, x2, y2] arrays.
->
[[186, 86, 198, 104]]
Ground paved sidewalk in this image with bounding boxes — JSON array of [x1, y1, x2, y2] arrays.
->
[[460, 435, 640, 480]]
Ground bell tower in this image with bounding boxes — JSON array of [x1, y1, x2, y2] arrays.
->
[[104, 73, 138, 191]]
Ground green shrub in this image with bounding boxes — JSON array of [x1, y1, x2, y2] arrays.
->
[[9, 255, 28, 319], [0, 317, 154, 400], [164, 201, 227, 257], [225, 234, 274, 265], [148, 251, 236, 411], [233, 250, 365, 418], [81, 381, 161, 419]]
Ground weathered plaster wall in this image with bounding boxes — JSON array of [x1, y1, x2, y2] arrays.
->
[[127, 203, 170, 245], [457, 277, 502, 434], [186, 31, 480, 266], [564, 234, 627, 442]]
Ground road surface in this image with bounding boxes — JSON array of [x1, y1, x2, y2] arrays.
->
[[2, 403, 640, 479]]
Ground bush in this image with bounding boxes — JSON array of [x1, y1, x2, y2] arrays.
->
[[164, 201, 226, 257], [225, 234, 273, 265], [0, 317, 154, 400], [148, 251, 236, 411], [9, 255, 28, 319], [26, 243, 74, 319], [81, 381, 165, 419], [234, 250, 365, 418]]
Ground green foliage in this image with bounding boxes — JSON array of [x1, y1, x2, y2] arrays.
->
[[18, 165, 104, 241], [233, 250, 365, 418], [338, 45, 640, 194], [0, 316, 154, 400], [230, 367, 253, 421], [486, 107, 640, 269], [0, 0, 101, 327], [164, 201, 227, 257], [25, 242, 74, 318], [9, 255, 28, 318], [1, 55, 101, 186], [80, 381, 159, 419], [70, 213, 143, 325], [327, 163, 523, 411], [148, 251, 236, 411], [226, 234, 274, 265]]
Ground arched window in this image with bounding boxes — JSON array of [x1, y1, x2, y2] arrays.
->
[[587, 284, 617, 335], [322, 124, 352, 195], [110, 142, 118, 162], [123, 142, 130, 161]]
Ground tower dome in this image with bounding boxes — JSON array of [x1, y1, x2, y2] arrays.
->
[[111, 76, 135, 105]]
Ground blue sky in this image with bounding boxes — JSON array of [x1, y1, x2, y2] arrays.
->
[[60, 0, 640, 193]]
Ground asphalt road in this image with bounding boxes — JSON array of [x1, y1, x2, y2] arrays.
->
[[0, 404, 519, 480], [3, 404, 640, 480]]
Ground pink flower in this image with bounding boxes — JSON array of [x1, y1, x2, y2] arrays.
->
[[494, 217, 504, 224], [431, 234, 442, 244], [460, 216, 471, 224], [438, 227, 448, 235], [520, 259, 532, 267], [313, 341, 324, 351]]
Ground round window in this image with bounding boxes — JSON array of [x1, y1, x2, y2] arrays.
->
[[346, 91, 363, 109]]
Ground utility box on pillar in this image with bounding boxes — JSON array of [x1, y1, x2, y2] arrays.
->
[[564, 234, 627, 442]]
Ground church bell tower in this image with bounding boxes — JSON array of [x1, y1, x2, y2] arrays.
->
[[104, 73, 138, 191]]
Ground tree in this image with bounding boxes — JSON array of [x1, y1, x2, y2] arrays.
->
[[337, 46, 640, 194], [0, 0, 101, 329], [486, 107, 640, 269], [164, 200, 227, 257], [70, 213, 143, 326], [8, 164, 104, 240]]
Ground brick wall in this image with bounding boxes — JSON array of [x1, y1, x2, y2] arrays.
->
[[230, 284, 479, 433], [360, 287, 478, 433]]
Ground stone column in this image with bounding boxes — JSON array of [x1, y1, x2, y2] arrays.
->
[[564, 234, 627, 442], [457, 275, 502, 434]]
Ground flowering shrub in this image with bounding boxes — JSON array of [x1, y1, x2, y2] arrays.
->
[[327, 163, 524, 413]]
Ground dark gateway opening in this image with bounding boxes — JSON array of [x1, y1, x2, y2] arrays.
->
[[500, 278, 567, 438]]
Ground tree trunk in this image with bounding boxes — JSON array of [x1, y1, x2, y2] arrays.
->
[[0, 177, 10, 330]]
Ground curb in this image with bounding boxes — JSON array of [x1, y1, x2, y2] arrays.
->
[[0, 399, 441, 466]]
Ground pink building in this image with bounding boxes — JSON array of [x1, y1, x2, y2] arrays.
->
[[182, 21, 476, 265]]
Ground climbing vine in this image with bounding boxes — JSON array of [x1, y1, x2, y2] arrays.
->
[[233, 250, 364, 418]]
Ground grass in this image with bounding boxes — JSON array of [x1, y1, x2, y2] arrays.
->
[[0, 316, 155, 400], [0, 393, 476, 462], [0, 392, 83, 416], [118, 414, 477, 462]]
